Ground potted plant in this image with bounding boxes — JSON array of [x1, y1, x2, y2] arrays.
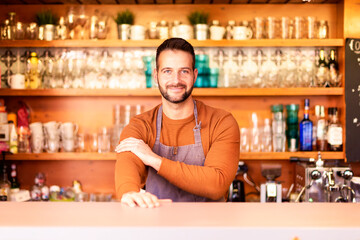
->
[[187, 11, 209, 40], [113, 9, 134, 40], [35, 10, 58, 41]]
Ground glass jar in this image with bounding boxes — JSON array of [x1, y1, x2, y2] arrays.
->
[[318, 20, 329, 39]]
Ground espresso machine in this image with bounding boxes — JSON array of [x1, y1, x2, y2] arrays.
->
[[293, 152, 355, 202], [260, 164, 282, 203]]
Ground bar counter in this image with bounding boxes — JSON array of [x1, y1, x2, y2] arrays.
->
[[1, 202, 360, 240]]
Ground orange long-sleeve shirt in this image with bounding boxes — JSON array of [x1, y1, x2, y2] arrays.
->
[[115, 100, 240, 201]]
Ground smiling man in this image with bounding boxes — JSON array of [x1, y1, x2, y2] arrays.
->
[[115, 38, 240, 208]]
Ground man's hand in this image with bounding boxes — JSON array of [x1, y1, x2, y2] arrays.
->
[[121, 191, 160, 208], [115, 137, 162, 171]]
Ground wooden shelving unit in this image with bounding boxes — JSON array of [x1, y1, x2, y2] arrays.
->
[[0, 39, 344, 48], [5, 151, 344, 161], [0, 87, 344, 97]]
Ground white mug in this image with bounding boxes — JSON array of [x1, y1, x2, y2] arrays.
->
[[62, 138, 75, 152], [210, 26, 225, 40], [29, 122, 44, 137], [233, 26, 253, 40], [130, 25, 145, 40], [8, 74, 25, 89], [60, 122, 79, 140], [175, 24, 194, 39], [44, 121, 61, 139]]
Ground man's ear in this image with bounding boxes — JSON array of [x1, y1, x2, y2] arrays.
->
[[193, 68, 198, 84]]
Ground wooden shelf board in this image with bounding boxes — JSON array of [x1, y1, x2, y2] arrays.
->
[[0, 39, 344, 48], [5, 152, 116, 161], [6, 151, 344, 161], [0, 88, 344, 97], [240, 151, 345, 160]]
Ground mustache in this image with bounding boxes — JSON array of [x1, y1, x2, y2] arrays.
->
[[166, 84, 187, 89]]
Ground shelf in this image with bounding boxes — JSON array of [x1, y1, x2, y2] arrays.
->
[[0, 39, 344, 48], [6, 151, 344, 161], [240, 151, 345, 160], [0, 87, 344, 97], [5, 152, 116, 161]]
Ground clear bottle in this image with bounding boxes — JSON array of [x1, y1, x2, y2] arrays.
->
[[299, 99, 313, 151], [10, 164, 20, 194], [0, 164, 11, 201], [315, 105, 327, 151], [327, 107, 342, 151], [271, 104, 286, 152]]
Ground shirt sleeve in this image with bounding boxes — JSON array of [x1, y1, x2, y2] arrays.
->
[[157, 113, 240, 200], [114, 117, 150, 200]]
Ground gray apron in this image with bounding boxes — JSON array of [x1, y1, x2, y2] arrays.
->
[[146, 101, 224, 202]]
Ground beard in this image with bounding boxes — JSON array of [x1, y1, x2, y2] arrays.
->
[[158, 80, 194, 104]]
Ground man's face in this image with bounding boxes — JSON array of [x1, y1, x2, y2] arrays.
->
[[155, 50, 197, 104]]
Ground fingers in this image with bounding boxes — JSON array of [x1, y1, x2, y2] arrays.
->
[[115, 138, 144, 153], [121, 192, 160, 208]]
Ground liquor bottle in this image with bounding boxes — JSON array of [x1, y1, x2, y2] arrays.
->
[[327, 107, 343, 151], [0, 164, 11, 201], [10, 164, 20, 194], [9, 120, 18, 154], [315, 105, 327, 151], [328, 49, 340, 87], [299, 99, 313, 151], [315, 49, 329, 87]]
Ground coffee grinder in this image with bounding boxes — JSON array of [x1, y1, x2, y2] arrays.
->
[[260, 164, 282, 203]]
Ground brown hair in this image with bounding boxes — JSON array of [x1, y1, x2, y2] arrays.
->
[[156, 38, 195, 70]]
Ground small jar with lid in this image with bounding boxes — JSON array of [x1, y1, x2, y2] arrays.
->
[[318, 20, 329, 39], [148, 21, 158, 39], [225, 20, 236, 40], [157, 20, 169, 40]]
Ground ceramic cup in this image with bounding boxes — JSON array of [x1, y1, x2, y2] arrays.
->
[[44, 121, 61, 139], [210, 26, 225, 40], [8, 74, 25, 89], [130, 25, 146, 40], [29, 122, 44, 138], [233, 26, 253, 40], [60, 122, 79, 140], [62, 138, 75, 152]]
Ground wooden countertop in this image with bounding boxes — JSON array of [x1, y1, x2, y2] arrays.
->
[[1, 202, 360, 240]]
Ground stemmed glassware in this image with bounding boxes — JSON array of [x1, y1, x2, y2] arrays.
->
[[65, 7, 77, 39]]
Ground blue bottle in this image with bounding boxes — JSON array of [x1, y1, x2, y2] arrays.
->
[[299, 99, 313, 151]]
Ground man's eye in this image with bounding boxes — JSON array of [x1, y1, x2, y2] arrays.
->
[[163, 70, 171, 74], [181, 70, 189, 74]]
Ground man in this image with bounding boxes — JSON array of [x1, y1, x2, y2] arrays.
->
[[115, 38, 240, 208]]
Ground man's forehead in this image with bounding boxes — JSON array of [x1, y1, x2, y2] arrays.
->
[[158, 49, 193, 68]]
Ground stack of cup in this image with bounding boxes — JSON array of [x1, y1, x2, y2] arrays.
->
[[60, 122, 79, 152], [43, 121, 61, 153], [29, 122, 44, 153]]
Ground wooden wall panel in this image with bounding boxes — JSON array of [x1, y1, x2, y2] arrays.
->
[[344, 0, 360, 38]]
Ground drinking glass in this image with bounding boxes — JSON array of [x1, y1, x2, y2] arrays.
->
[[76, 6, 88, 39], [266, 17, 278, 39], [281, 17, 289, 39], [254, 17, 265, 39], [294, 16, 304, 39], [306, 16, 317, 39], [98, 127, 110, 153], [66, 7, 77, 39], [240, 128, 250, 152]]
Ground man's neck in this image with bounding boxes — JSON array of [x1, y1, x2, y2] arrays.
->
[[162, 97, 194, 120]]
